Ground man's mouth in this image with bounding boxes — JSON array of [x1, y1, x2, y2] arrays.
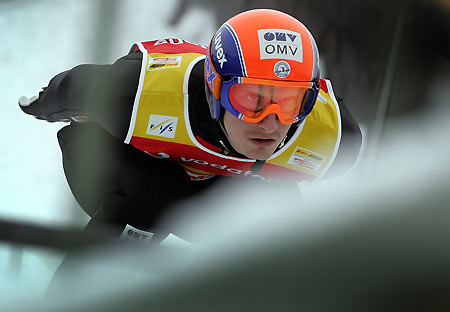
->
[[249, 138, 277, 147]]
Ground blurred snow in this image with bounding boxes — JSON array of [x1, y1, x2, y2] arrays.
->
[[0, 0, 96, 226], [110, 0, 216, 57], [0, 0, 216, 300], [2, 107, 450, 311], [2, 0, 448, 306], [0, 0, 216, 226], [0, 247, 56, 301]]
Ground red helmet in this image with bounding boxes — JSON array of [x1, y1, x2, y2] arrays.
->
[[205, 9, 320, 124]]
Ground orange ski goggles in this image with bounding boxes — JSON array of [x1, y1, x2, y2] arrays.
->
[[221, 77, 319, 124]]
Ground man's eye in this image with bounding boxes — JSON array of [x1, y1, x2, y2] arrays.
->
[[246, 94, 259, 101]]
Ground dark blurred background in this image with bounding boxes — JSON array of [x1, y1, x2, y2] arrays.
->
[[1, 0, 450, 308], [179, 0, 450, 163], [68, 0, 449, 174]]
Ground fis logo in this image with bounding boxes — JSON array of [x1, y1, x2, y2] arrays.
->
[[146, 114, 178, 139], [258, 29, 303, 62]]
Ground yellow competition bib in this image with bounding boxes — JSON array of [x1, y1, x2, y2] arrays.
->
[[125, 39, 341, 182]]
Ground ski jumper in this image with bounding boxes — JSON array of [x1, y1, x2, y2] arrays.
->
[[125, 40, 341, 183]]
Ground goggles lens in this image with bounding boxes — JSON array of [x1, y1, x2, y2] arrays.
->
[[228, 81, 315, 124]]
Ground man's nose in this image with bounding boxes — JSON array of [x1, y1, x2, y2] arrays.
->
[[257, 113, 280, 133]]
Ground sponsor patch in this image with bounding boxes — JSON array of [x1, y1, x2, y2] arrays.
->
[[147, 114, 178, 138], [288, 147, 326, 171], [147, 56, 182, 71], [274, 61, 291, 78], [258, 29, 303, 62], [121, 224, 153, 242]]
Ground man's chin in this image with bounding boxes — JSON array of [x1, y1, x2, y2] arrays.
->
[[243, 147, 276, 161]]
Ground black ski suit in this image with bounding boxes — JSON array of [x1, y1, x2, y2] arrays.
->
[[21, 49, 362, 238]]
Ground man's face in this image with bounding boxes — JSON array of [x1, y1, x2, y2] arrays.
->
[[223, 111, 291, 160]]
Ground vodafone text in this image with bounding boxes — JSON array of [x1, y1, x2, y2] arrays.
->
[[181, 157, 254, 176], [146, 152, 274, 182], [180, 157, 274, 182]]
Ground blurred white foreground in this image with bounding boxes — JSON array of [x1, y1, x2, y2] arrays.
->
[[0, 0, 216, 300], [4, 106, 450, 311]]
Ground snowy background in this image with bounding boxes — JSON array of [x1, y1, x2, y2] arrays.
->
[[0, 0, 216, 299], [0, 0, 216, 225], [1, 0, 449, 307]]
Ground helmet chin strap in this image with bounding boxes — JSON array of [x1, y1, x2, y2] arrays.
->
[[218, 116, 284, 174], [274, 118, 304, 153], [250, 159, 265, 173], [217, 118, 244, 157], [217, 113, 304, 174]]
